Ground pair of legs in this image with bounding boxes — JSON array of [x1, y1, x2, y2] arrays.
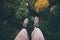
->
[[14, 16, 45, 40]]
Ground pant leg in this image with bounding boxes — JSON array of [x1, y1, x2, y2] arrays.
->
[[31, 27, 45, 40], [14, 28, 29, 40]]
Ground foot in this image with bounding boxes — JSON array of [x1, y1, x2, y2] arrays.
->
[[23, 18, 29, 27], [33, 16, 39, 27]]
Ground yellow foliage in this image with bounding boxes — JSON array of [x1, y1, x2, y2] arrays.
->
[[34, 0, 49, 13]]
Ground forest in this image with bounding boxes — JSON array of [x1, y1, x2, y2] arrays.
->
[[0, 0, 60, 40]]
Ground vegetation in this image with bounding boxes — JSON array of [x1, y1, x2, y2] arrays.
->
[[0, 0, 60, 40]]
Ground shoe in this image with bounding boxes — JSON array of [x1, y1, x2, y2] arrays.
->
[[14, 28, 29, 40], [23, 18, 29, 27], [31, 27, 45, 40], [33, 16, 39, 27]]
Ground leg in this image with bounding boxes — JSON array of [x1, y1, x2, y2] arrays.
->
[[31, 16, 45, 40], [31, 27, 45, 40], [14, 28, 29, 40], [14, 18, 29, 40]]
